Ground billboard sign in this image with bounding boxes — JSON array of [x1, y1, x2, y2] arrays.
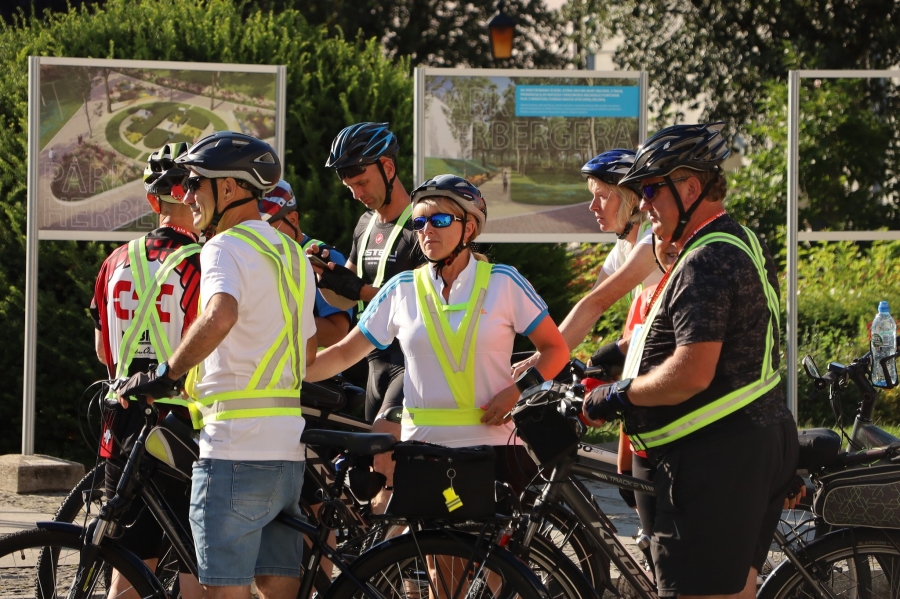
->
[[34, 57, 286, 241], [414, 68, 647, 242]]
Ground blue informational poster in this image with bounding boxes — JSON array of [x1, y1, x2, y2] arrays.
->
[[515, 86, 640, 118], [417, 68, 644, 242]]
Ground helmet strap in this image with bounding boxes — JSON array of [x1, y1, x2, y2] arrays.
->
[[278, 217, 300, 240], [375, 159, 396, 206], [666, 174, 717, 243], [208, 178, 256, 235], [651, 233, 666, 274]]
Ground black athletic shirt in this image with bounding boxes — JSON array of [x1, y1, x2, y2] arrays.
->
[[349, 208, 426, 287], [624, 215, 793, 458]]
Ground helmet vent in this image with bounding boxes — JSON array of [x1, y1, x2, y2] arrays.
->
[[254, 152, 276, 164]]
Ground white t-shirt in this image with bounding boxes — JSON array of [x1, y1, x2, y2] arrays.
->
[[600, 224, 662, 296], [195, 220, 317, 461], [358, 256, 548, 448]]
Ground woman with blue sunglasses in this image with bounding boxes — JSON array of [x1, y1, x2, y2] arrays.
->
[[306, 174, 568, 493]]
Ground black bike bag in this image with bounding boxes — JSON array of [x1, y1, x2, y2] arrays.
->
[[813, 463, 900, 529]]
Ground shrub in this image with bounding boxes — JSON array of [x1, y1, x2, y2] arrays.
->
[[185, 110, 209, 130]]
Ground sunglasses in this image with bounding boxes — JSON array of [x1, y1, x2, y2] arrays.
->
[[412, 213, 463, 231], [184, 176, 209, 194], [641, 177, 687, 201]]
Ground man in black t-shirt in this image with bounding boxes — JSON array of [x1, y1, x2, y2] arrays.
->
[[584, 123, 798, 599], [314, 122, 426, 513]]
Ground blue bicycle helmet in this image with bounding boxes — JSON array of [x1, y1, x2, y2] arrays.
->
[[327, 122, 400, 204], [581, 149, 636, 186]]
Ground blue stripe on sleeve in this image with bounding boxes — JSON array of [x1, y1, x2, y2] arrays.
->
[[522, 309, 549, 336], [358, 320, 390, 350], [492, 265, 547, 310]]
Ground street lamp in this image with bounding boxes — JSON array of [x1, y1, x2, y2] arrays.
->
[[488, 1, 515, 62]]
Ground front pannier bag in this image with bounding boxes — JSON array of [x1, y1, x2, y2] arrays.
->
[[813, 463, 900, 529], [386, 442, 496, 520]]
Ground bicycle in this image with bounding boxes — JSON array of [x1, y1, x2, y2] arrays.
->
[[0, 393, 549, 599]]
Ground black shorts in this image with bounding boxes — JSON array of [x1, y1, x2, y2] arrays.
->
[[650, 418, 798, 596], [365, 341, 406, 422]]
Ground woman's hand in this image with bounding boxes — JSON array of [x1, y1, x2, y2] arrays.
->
[[480, 384, 520, 425], [510, 353, 539, 380]]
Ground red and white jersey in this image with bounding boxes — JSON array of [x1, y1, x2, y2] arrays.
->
[[90, 226, 202, 379]]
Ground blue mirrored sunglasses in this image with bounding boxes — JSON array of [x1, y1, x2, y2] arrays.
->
[[412, 213, 463, 231], [641, 177, 687, 201]]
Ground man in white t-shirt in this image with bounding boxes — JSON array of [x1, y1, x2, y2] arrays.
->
[[118, 131, 317, 599]]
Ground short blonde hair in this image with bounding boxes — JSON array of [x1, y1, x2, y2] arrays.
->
[[587, 176, 643, 232]]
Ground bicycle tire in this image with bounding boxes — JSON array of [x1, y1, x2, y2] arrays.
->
[[324, 529, 549, 599], [523, 534, 600, 599], [0, 526, 165, 599], [758, 527, 900, 599], [54, 463, 106, 525]]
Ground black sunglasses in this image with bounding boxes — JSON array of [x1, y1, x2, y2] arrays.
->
[[641, 177, 687, 201], [412, 213, 463, 231], [184, 176, 209, 194]]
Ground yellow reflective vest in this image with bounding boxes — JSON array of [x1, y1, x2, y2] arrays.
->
[[186, 224, 308, 428], [623, 227, 781, 451], [402, 261, 493, 427]]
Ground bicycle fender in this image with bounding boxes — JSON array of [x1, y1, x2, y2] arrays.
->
[[35, 521, 169, 599]]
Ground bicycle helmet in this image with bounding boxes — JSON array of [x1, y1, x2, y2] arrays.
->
[[143, 142, 190, 212], [581, 149, 636, 186], [176, 131, 281, 233], [620, 122, 730, 242], [326, 122, 399, 205], [411, 174, 488, 271], [258, 179, 300, 238], [581, 149, 640, 239]]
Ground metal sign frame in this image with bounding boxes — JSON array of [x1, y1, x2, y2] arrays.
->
[[22, 56, 287, 454], [786, 69, 900, 418], [414, 67, 648, 243]]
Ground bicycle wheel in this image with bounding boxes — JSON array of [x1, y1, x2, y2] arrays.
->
[[0, 527, 164, 599], [325, 529, 548, 599], [758, 527, 900, 599], [54, 463, 106, 526], [523, 534, 600, 599]]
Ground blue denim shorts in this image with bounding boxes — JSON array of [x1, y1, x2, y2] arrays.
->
[[189, 458, 306, 586]]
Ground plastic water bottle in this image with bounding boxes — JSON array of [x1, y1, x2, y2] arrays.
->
[[871, 301, 897, 388]]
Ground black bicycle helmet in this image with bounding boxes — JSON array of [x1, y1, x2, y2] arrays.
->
[[327, 122, 399, 205], [176, 131, 281, 194], [620, 123, 730, 242], [411, 174, 488, 236], [581, 149, 636, 186], [143, 142, 190, 211]]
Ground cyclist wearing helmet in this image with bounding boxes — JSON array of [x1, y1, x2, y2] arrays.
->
[[118, 131, 317, 599], [259, 179, 351, 346], [512, 148, 661, 377], [90, 142, 202, 599], [583, 123, 797, 599], [306, 174, 567, 491]]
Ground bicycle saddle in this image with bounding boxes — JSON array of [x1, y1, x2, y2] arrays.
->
[[301, 430, 397, 456], [797, 428, 841, 471]]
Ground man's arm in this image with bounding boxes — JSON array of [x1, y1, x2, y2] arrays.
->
[[94, 329, 108, 366], [626, 341, 722, 407], [317, 259, 372, 310], [315, 312, 351, 347], [166, 293, 239, 379]]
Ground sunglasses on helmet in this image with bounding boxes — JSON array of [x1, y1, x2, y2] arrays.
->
[[640, 177, 687, 201], [412, 213, 463, 231]]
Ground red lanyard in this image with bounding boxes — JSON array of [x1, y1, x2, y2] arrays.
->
[[160, 224, 199, 242], [643, 211, 728, 318]]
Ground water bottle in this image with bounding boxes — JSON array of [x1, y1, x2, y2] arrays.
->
[[871, 301, 897, 388]]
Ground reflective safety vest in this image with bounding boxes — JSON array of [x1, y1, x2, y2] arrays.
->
[[185, 224, 307, 428], [402, 261, 493, 427], [627, 220, 654, 304], [110, 238, 201, 407], [356, 205, 412, 314], [623, 227, 781, 451]]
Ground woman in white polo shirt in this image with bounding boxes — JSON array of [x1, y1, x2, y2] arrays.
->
[[307, 174, 568, 491]]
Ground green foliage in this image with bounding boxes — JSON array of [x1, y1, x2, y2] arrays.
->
[[125, 102, 177, 135], [142, 128, 191, 148], [185, 110, 209, 130], [103, 105, 141, 158]]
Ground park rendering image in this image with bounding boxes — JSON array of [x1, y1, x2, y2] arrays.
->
[[37, 63, 277, 237]]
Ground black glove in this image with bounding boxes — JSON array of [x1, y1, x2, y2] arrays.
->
[[116, 370, 183, 402], [317, 263, 365, 301], [588, 341, 625, 377], [584, 382, 630, 422], [618, 470, 637, 508]]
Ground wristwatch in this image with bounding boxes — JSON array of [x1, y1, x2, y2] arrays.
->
[[156, 361, 176, 381], [615, 378, 633, 405]]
